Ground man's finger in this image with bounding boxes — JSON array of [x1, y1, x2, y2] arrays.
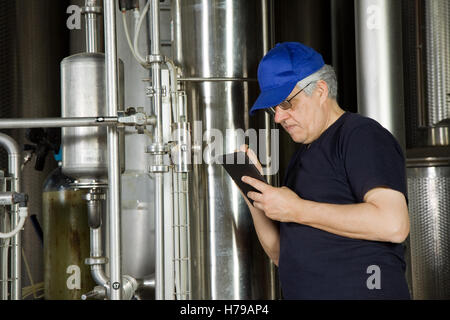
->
[[247, 191, 263, 201], [246, 149, 263, 174], [241, 176, 269, 192], [239, 144, 249, 153]]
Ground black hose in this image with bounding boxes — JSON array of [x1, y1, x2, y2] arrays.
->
[[29, 214, 43, 246]]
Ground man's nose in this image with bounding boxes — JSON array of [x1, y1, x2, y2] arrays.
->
[[274, 107, 289, 123]]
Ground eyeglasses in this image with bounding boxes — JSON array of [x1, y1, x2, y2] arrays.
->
[[266, 82, 312, 117]]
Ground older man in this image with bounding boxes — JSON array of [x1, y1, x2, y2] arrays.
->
[[242, 42, 410, 299]]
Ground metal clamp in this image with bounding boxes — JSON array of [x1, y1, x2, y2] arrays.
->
[[148, 165, 169, 173], [81, 6, 103, 14], [146, 143, 170, 155], [85, 256, 108, 266], [146, 54, 164, 64]]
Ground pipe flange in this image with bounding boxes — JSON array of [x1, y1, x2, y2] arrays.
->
[[148, 165, 169, 173], [146, 143, 170, 155], [85, 257, 108, 266], [81, 6, 103, 14], [146, 54, 164, 64], [71, 180, 108, 190], [85, 192, 106, 201]]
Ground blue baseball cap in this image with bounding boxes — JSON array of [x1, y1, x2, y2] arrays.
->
[[250, 42, 325, 115]]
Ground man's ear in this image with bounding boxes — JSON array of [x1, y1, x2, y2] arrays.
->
[[316, 80, 329, 104]]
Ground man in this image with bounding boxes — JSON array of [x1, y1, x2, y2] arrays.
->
[[241, 42, 410, 299]]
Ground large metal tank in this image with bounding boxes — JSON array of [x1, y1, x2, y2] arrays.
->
[[43, 165, 95, 300], [61, 53, 124, 182], [173, 0, 273, 299], [406, 148, 450, 299], [355, 0, 406, 148], [402, 0, 450, 299], [403, 0, 450, 148]]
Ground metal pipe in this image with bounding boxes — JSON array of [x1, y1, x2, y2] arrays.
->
[[1, 220, 8, 300], [177, 77, 257, 82], [150, 0, 161, 58], [154, 174, 164, 299], [89, 227, 108, 286], [165, 59, 180, 120], [149, 0, 165, 300], [261, 0, 279, 301], [104, 0, 122, 300], [0, 133, 21, 300], [0, 117, 118, 129], [177, 173, 190, 299], [85, 0, 99, 53], [355, 0, 406, 149]]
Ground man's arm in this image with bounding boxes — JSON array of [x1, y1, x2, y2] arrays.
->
[[244, 176, 410, 244], [243, 197, 280, 266], [239, 145, 280, 265]]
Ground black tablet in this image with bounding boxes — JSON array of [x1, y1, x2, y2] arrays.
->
[[220, 151, 267, 206]]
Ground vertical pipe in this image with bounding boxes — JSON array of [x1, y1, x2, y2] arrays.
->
[[355, 0, 406, 149], [149, 0, 165, 300], [89, 227, 109, 286], [0, 134, 21, 300], [154, 173, 164, 300], [85, 0, 99, 53], [261, 0, 278, 301], [103, 0, 122, 300]]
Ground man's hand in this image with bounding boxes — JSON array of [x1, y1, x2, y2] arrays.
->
[[242, 175, 302, 223]]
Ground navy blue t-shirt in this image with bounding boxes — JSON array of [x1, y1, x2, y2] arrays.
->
[[280, 112, 410, 300]]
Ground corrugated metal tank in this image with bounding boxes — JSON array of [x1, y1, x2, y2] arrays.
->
[[402, 0, 450, 299], [406, 149, 450, 299]]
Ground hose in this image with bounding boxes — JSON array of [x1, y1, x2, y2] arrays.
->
[[133, 1, 150, 65], [122, 11, 147, 67], [0, 207, 28, 239]]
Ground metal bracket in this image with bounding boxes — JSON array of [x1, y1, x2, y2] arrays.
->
[[145, 86, 167, 98]]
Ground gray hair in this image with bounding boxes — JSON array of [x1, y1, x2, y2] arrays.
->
[[296, 64, 338, 100]]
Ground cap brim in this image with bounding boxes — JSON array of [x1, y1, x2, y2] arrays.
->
[[250, 80, 298, 116]]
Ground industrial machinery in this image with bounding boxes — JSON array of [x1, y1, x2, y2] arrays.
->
[[0, 0, 448, 301]]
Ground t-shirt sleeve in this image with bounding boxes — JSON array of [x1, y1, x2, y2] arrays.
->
[[343, 123, 407, 203]]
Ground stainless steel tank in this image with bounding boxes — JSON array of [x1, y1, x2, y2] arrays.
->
[[173, 0, 273, 299], [423, 0, 450, 130], [406, 148, 450, 299], [403, 0, 450, 148], [355, 0, 406, 148], [61, 53, 124, 182]]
